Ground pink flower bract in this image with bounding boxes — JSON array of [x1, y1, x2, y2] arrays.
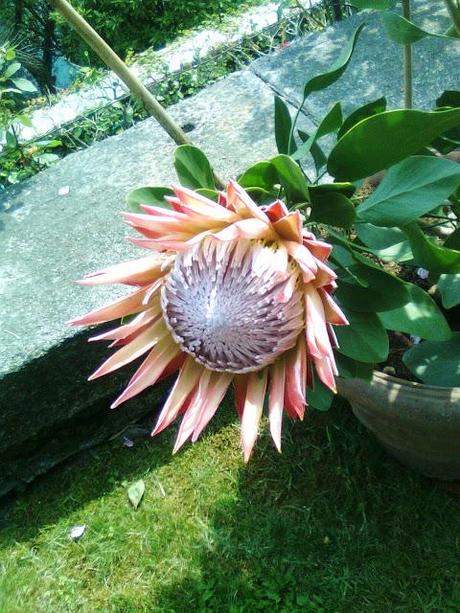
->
[[70, 180, 348, 460]]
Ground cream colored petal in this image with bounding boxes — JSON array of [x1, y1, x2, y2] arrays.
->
[[152, 358, 203, 435], [269, 359, 286, 453], [88, 318, 170, 380], [69, 286, 151, 326], [241, 370, 268, 462], [111, 336, 181, 408]]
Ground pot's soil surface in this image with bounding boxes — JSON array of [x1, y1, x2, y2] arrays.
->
[[377, 331, 419, 382]]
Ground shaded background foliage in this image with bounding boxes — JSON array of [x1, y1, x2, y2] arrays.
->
[[0, 0, 350, 91]]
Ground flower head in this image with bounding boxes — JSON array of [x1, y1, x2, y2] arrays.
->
[[70, 181, 348, 460]]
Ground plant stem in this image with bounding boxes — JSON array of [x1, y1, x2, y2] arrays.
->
[[402, 0, 412, 109], [46, 0, 226, 189], [443, 0, 460, 36]]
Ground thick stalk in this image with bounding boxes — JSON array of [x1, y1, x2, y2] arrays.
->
[[402, 0, 412, 109], [444, 0, 460, 36], [46, 0, 225, 189]]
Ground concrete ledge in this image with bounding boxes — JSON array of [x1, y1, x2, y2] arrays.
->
[[0, 69, 314, 496], [251, 0, 460, 122]]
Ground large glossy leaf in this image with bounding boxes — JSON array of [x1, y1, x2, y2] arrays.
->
[[303, 24, 365, 98], [335, 251, 411, 312], [328, 109, 460, 181], [402, 333, 460, 386], [378, 283, 452, 340], [381, 11, 455, 44], [336, 354, 373, 381], [306, 378, 334, 411], [298, 130, 327, 174], [437, 90, 460, 108], [126, 186, 173, 213], [174, 145, 215, 190], [335, 309, 389, 363], [308, 182, 356, 199], [403, 222, 460, 273], [238, 161, 278, 191], [271, 154, 309, 203], [274, 95, 294, 154], [337, 97, 386, 140], [292, 102, 342, 161], [309, 192, 355, 228], [355, 222, 413, 262], [437, 273, 460, 308], [357, 156, 460, 226]]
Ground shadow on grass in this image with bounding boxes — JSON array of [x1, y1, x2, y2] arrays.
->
[[1, 398, 459, 611], [0, 399, 235, 547], [149, 402, 460, 612]]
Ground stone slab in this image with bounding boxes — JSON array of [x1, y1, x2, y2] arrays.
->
[[251, 0, 460, 124], [0, 69, 313, 495]]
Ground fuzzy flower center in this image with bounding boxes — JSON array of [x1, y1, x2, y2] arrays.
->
[[161, 238, 304, 373]]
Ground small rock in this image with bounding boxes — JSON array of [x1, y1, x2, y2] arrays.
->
[[416, 267, 429, 280], [58, 185, 70, 196], [69, 524, 86, 540], [410, 335, 422, 345], [122, 435, 134, 448]]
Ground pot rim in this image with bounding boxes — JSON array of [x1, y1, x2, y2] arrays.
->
[[369, 370, 460, 393]]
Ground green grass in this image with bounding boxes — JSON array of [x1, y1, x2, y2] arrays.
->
[[1, 398, 460, 612]]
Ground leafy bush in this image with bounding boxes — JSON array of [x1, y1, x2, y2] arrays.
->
[[54, 0, 265, 64]]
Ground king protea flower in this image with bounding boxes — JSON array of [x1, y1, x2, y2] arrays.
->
[[70, 180, 348, 460]]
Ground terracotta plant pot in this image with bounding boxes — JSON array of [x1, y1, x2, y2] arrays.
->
[[337, 372, 460, 480]]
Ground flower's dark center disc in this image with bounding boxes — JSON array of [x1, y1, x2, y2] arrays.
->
[[161, 238, 304, 373]]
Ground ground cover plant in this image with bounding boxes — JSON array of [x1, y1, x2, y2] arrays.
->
[[1, 401, 460, 612]]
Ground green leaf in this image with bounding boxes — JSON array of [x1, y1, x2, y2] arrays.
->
[[351, 0, 394, 8], [126, 186, 173, 213], [174, 145, 215, 190], [5, 48, 16, 61], [378, 283, 452, 341], [328, 108, 460, 181], [381, 11, 456, 44], [336, 354, 373, 381], [292, 102, 342, 161], [15, 113, 33, 127], [437, 273, 460, 308], [2, 61, 21, 79], [309, 192, 355, 228], [446, 226, 460, 250], [303, 24, 365, 98], [403, 222, 460, 273], [307, 378, 334, 411], [436, 90, 460, 108], [274, 95, 294, 154], [355, 222, 413, 262], [402, 333, 460, 386], [335, 309, 389, 363], [127, 479, 145, 510], [337, 97, 386, 140], [238, 161, 278, 191], [308, 182, 356, 199], [270, 154, 309, 203], [11, 77, 37, 92], [298, 130, 327, 174], [357, 156, 460, 226], [335, 251, 411, 312]]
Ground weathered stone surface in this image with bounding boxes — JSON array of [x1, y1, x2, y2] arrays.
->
[[0, 70, 313, 495], [251, 0, 460, 124]]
